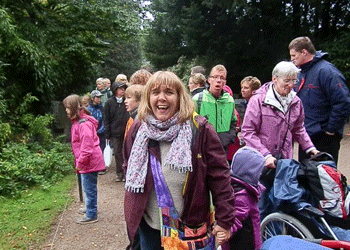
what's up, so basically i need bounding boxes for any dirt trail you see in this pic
[42,124,350,250]
[42,158,128,250]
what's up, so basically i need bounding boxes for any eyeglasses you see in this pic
[209,75,226,81]
[279,77,298,85]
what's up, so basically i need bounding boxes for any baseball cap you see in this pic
[91,90,103,98]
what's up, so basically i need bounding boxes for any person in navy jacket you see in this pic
[289,36,350,164]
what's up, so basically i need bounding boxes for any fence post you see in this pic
[77,173,83,202]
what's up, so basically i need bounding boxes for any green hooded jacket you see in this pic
[193,90,237,148]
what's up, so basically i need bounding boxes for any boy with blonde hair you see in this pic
[124,84,145,137]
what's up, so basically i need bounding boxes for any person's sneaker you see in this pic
[76,217,98,224]
[116,176,123,182]
[78,208,86,215]
[98,170,107,175]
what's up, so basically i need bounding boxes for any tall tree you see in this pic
[144,0,350,92]
[143,0,187,70]
[0,0,142,113]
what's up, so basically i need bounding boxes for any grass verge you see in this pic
[0,174,76,249]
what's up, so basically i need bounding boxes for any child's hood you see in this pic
[78,111,99,130]
[231,146,265,186]
[231,176,265,197]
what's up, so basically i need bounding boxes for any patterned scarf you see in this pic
[273,85,295,113]
[125,114,193,193]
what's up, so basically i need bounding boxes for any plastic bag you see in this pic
[103,140,113,167]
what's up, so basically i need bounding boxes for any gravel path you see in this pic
[41,158,129,250]
[42,124,350,250]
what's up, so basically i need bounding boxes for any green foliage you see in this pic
[0,0,143,113]
[143,0,185,70]
[95,37,143,82]
[0,141,74,198]
[22,113,54,146]
[0,91,11,149]
[320,31,350,87]
[144,0,350,93]
[17,93,39,116]
[167,55,206,84]
[0,92,56,147]
[0,123,11,150]
[0,92,74,198]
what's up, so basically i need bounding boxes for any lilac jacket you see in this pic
[71,111,106,173]
[123,115,235,243]
[241,82,314,159]
[221,177,265,250]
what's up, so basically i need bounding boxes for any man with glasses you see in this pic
[193,64,237,156]
[289,36,350,164]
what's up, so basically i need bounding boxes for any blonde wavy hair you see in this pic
[125,84,145,102]
[129,69,152,86]
[240,76,261,91]
[138,71,195,123]
[189,73,206,87]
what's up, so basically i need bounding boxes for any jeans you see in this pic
[138,218,162,250]
[81,172,98,219]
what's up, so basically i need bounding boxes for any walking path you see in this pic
[42,159,128,250]
[42,124,350,250]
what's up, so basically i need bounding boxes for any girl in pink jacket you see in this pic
[63,94,106,224]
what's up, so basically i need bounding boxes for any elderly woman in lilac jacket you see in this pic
[241,61,318,219]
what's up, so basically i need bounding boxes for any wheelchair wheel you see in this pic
[261,212,314,241]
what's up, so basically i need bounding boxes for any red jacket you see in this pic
[123,114,235,242]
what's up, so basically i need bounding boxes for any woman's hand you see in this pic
[212,224,231,245]
[309,149,319,155]
[265,156,277,169]
[215,231,227,246]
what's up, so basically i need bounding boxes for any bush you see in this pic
[0,91,58,149]
[0,91,75,198]
[0,141,74,198]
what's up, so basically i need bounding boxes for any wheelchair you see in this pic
[260,157,350,248]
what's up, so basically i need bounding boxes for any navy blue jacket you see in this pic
[295,51,350,136]
[87,103,105,135]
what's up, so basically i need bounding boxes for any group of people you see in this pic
[63,36,350,249]
[63,70,151,224]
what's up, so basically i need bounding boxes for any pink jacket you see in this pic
[221,177,265,250]
[71,111,106,173]
[241,82,314,159]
